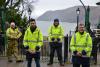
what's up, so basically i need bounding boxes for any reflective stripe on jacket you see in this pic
[70,31,92,57]
[23,27,43,50]
[48,25,64,42]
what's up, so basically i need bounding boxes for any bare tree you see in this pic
[5,0,21,8]
[20,0,38,16]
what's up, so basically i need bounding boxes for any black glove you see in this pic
[24,46,29,49]
[35,46,40,51]
[73,50,77,55]
[82,50,87,55]
[57,38,60,42]
[51,38,55,41]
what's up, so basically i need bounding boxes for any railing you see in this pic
[93,29,100,37]
[0,35,100,64]
[0,35,69,63]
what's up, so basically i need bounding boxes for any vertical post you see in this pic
[28,7,32,23]
[1,7,7,56]
[76,8,80,30]
[79,0,86,11]
[64,34,68,63]
[29,15,30,22]
[96,2,100,29]
[85,6,90,32]
[79,0,87,25]
[77,14,79,29]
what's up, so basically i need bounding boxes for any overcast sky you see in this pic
[30,0,99,18]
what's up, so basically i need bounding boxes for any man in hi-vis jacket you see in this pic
[23,19,43,67]
[70,23,92,67]
[47,19,64,66]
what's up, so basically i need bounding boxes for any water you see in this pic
[36,21,77,36]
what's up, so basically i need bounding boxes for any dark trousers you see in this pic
[72,56,90,67]
[91,52,97,63]
[26,51,40,67]
[49,42,63,63]
[73,63,90,67]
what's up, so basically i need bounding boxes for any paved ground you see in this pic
[0,57,100,67]
[0,52,100,67]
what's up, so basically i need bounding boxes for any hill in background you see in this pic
[37,6,100,26]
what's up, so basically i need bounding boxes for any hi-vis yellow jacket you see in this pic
[70,31,92,57]
[6,27,22,39]
[23,27,43,50]
[48,25,64,42]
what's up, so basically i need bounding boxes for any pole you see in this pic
[76,8,80,30]
[29,15,30,22]
[79,0,86,11]
[79,0,87,24]
[79,0,90,31]
[77,14,79,30]
[28,7,32,23]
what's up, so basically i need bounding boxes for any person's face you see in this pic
[10,22,15,29]
[30,21,36,28]
[78,24,85,33]
[54,21,59,27]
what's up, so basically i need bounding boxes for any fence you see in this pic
[0,35,69,62]
[0,34,100,64]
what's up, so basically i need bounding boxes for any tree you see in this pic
[0,0,38,27]
[0,0,27,26]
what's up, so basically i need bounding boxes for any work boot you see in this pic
[60,63,64,66]
[8,57,12,62]
[16,60,23,63]
[8,60,13,62]
[47,62,53,65]
[94,62,97,65]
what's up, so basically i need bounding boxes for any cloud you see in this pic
[31,0,99,18]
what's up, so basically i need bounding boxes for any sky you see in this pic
[30,0,99,18]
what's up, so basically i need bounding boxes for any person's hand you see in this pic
[28,49,35,54]
[73,50,77,55]
[24,46,29,49]
[82,50,87,55]
[35,46,40,51]
[57,38,60,42]
[77,52,82,57]
[51,38,55,41]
